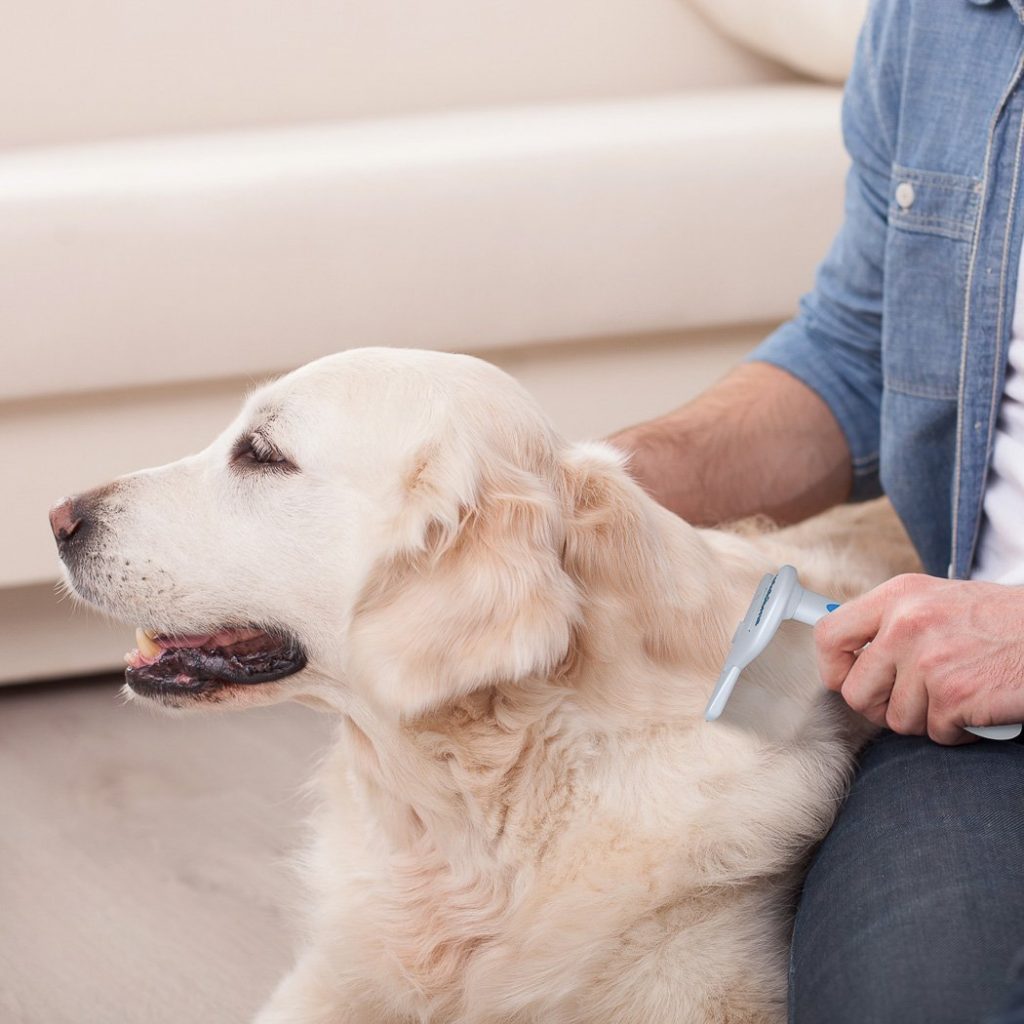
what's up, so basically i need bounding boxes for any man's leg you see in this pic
[790,731,1024,1024]
[986,954,1024,1024]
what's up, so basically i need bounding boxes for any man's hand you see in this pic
[815,574,1024,744]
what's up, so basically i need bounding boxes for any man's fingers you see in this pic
[815,589,889,691]
[926,710,975,746]
[884,671,929,736]
[926,675,981,746]
[816,643,857,694]
[838,644,897,727]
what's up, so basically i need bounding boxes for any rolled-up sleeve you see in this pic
[748,0,902,501]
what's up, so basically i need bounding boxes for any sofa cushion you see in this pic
[688,0,868,83]
[0,0,788,149]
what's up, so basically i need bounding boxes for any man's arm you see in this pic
[612,0,901,527]
[607,361,852,526]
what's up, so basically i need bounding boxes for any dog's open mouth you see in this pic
[124,626,306,697]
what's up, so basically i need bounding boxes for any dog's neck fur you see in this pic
[305,449,837,1016]
[337,452,767,858]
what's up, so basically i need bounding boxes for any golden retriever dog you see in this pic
[51,348,918,1024]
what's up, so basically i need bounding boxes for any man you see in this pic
[610,1,1024,1020]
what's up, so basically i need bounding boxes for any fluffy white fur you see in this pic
[60,348,919,1023]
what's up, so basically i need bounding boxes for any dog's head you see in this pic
[52,348,645,716]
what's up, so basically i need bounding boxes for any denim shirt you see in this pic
[750,0,1024,579]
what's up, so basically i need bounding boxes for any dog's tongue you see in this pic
[124,627,266,669]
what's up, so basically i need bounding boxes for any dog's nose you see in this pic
[49,496,87,546]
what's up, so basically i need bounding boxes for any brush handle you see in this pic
[966,723,1024,740]
[805,590,1022,742]
[792,589,840,626]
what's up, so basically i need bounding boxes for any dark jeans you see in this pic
[790,731,1024,1024]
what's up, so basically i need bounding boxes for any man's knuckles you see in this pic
[928,671,972,715]
[840,671,883,715]
[884,692,920,735]
[914,644,951,680]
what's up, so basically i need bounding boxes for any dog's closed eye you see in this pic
[231,433,298,473]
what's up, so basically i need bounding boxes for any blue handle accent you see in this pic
[826,603,840,612]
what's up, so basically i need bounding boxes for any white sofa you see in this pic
[0,0,849,683]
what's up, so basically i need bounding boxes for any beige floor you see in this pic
[0,676,335,1024]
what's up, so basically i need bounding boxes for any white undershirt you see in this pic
[972,243,1024,584]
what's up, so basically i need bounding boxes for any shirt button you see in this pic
[895,181,916,209]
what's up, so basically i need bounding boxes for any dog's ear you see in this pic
[557,441,722,674]
[559,441,664,595]
[349,445,582,718]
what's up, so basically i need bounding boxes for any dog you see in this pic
[51,348,918,1023]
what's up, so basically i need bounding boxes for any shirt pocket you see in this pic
[883,165,982,400]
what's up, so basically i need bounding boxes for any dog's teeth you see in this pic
[135,627,162,659]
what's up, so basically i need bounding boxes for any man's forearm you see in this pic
[607,362,853,526]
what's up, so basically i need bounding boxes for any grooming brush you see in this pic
[704,565,1022,742]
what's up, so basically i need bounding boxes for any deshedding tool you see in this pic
[704,565,1022,742]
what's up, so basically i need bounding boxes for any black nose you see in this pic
[49,496,90,548]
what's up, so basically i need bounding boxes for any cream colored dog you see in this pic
[52,348,917,1024]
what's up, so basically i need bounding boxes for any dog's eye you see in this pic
[231,434,297,472]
